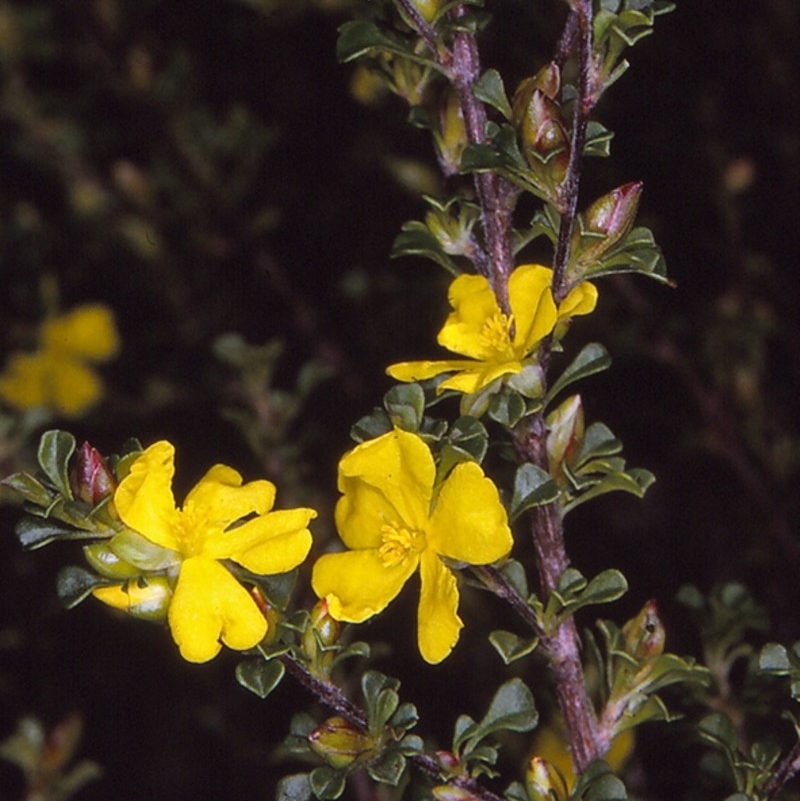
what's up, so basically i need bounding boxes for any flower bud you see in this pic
[580,182,642,258]
[435,749,462,776]
[525,756,569,801]
[512,63,569,179]
[249,586,283,646]
[92,577,172,622]
[545,394,584,480]
[303,598,341,676]
[71,442,116,506]
[622,600,665,662]
[83,542,141,580]
[435,89,468,176]
[308,716,374,770]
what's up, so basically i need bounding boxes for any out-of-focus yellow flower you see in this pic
[0,304,119,417]
[311,429,512,664]
[387,264,597,396]
[103,441,316,662]
[532,717,635,789]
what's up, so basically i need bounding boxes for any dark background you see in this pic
[1,1,798,798]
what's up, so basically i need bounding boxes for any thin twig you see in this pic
[552,0,595,302]
[281,653,506,801]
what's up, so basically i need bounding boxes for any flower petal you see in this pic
[168,557,267,663]
[508,265,558,355]
[0,351,48,411]
[312,549,417,623]
[185,465,276,527]
[114,441,179,550]
[49,356,104,417]
[335,430,433,547]
[221,508,315,572]
[417,550,462,664]
[558,280,598,320]
[41,304,120,362]
[428,461,512,564]
[387,359,477,384]
[437,274,501,360]
[437,360,523,395]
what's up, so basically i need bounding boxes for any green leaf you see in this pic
[309,765,346,800]
[276,774,313,801]
[759,642,792,673]
[56,566,106,609]
[563,470,653,514]
[1,472,54,506]
[460,143,510,172]
[575,422,622,465]
[583,121,614,158]
[389,702,418,732]
[471,678,538,740]
[374,688,400,731]
[500,559,529,599]
[16,517,97,550]
[384,383,425,432]
[510,464,559,521]
[351,409,393,443]
[366,750,407,786]
[37,430,76,499]
[445,416,488,463]
[546,343,611,405]
[473,68,512,120]
[248,569,298,610]
[391,224,461,274]
[489,630,539,664]
[486,389,528,427]
[336,21,424,65]
[235,658,285,699]
[697,712,739,751]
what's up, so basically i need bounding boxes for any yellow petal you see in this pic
[509,265,558,355]
[219,508,316,572]
[558,280,598,320]
[386,359,474,384]
[48,356,104,417]
[114,441,179,550]
[417,549,462,664]
[428,462,513,564]
[0,351,48,410]
[185,465,276,527]
[312,549,417,623]
[41,304,120,362]
[168,557,267,663]
[335,430,432,547]
[436,361,522,395]
[437,273,502,360]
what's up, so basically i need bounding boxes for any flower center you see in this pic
[479,311,515,357]
[173,505,211,558]
[378,522,425,568]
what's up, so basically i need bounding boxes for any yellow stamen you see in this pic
[378,522,425,568]
[479,311,515,356]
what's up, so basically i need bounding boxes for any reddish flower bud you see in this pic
[513,64,569,160]
[622,600,665,662]
[581,182,642,255]
[308,716,375,770]
[72,442,116,506]
[525,756,569,801]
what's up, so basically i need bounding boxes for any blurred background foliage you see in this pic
[0,0,798,799]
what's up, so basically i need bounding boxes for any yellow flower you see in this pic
[107,441,316,663]
[387,264,597,395]
[311,429,512,664]
[0,304,119,417]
